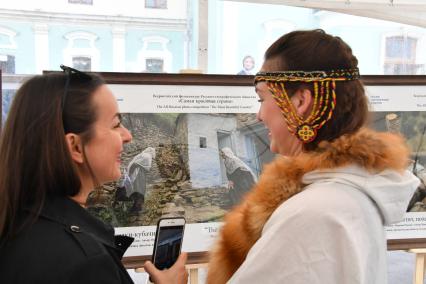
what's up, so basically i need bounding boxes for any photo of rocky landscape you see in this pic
[86,110,426,226]
[87,112,275,227]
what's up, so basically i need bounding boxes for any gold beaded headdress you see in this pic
[254,68,360,143]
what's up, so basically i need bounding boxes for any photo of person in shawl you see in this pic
[219,147,257,204]
[116,147,156,214]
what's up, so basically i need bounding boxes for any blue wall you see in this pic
[0,20,189,74]
[0,22,35,74]
[126,29,185,73]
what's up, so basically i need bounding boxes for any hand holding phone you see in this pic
[144,253,188,284]
[152,217,186,270]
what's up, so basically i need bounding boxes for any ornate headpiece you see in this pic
[254,68,360,143]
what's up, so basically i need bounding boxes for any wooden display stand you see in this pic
[134,262,208,284]
[389,240,426,284]
[186,263,209,284]
[129,252,208,284]
[101,73,426,284]
[408,249,426,284]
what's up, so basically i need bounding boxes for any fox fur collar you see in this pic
[206,128,410,284]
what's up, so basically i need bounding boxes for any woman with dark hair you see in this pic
[204,30,420,283]
[0,66,187,283]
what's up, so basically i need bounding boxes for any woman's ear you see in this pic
[291,88,313,118]
[65,133,84,164]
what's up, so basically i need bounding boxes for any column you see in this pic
[33,23,49,74]
[112,26,126,72]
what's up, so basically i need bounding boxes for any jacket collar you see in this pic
[38,196,124,251]
[245,128,413,239]
[297,127,410,174]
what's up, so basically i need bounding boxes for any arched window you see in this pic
[145,0,167,9]
[63,31,100,71]
[0,26,17,74]
[138,36,172,73]
[382,33,425,75]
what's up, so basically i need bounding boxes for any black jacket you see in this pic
[0,196,135,283]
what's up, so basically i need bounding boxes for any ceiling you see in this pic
[228,0,426,28]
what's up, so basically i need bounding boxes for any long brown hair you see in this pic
[264,29,369,151]
[0,72,104,242]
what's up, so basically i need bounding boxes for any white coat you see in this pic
[229,165,419,284]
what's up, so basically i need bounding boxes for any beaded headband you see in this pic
[254,68,360,143]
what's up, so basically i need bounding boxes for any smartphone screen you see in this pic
[152,218,185,270]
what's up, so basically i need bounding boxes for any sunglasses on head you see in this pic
[59,64,92,111]
[59,64,92,132]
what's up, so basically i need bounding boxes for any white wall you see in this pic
[0,0,187,19]
[187,114,237,188]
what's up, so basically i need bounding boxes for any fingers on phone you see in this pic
[143,261,156,275]
[177,252,188,264]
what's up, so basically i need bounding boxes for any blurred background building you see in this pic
[0,0,425,75]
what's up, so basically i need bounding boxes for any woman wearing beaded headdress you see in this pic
[204,29,420,284]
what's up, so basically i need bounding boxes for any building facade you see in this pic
[0,1,425,75]
[0,0,195,74]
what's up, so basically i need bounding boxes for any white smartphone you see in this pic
[151,217,186,270]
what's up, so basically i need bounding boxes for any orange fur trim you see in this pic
[206,128,410,284]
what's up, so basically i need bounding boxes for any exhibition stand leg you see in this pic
[186,263,208,284]
[408,249,426,284]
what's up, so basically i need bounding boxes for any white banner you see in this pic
[110,84,259,114]
[116,223,222,257]
[366,85,426,112]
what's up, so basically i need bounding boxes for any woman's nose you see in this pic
[122,127,132,143]
[256,110,262,122]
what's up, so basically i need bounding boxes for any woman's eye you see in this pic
[257,99,264,103]
[113,122,122,128]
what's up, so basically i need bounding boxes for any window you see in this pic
[0,54,15,74]
[146,58,164,73]
[0,27,17,50]
[137,36,172,73]
[72,56,91,71]
[0,27,17,74]
[384,36,423,75]
[145,0,167,9]
[2,89,17,125]
[199,137,207,148]
[63,31,99,71]
[68,0,93,5]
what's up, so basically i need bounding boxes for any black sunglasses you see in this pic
[59,64,92,111]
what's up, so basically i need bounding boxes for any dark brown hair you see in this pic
[264,29,368,151]
[0,72,104,242]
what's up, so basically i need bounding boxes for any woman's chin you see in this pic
[269,147,277,154]
[112,171,122,181]
[103,171,122,184]
[269,141,279,154]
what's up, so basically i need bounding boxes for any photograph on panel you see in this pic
[369,111,426,212]
[86,113,276,227]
